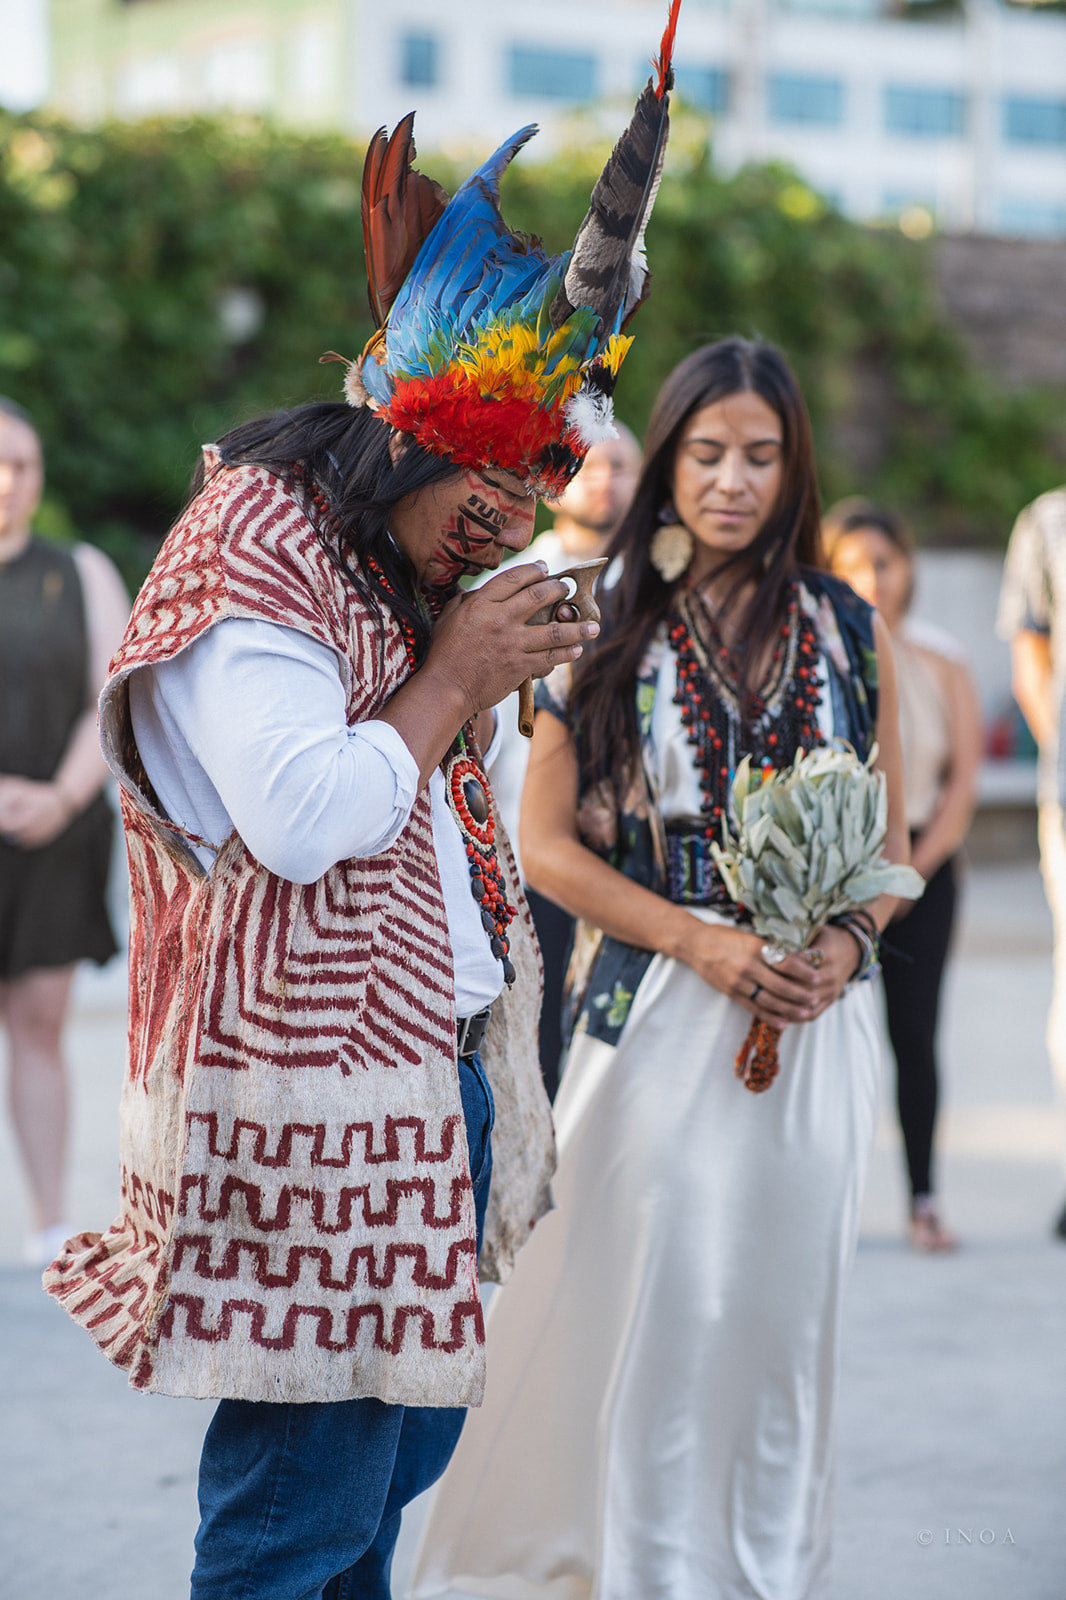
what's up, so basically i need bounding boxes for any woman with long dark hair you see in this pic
[413,339,913,1600]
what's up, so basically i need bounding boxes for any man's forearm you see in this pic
[1011,631,1055,749]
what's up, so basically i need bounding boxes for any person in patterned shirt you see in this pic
[997,484,1066,1239]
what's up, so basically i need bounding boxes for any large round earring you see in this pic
[650,504,694,583]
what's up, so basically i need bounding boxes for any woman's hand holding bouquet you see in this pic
[710,744,924,1092]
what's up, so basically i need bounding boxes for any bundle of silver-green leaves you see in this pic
[710,743,924,1093]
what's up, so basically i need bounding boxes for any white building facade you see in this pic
[357,0,1066,237]
[47,0,1066,237]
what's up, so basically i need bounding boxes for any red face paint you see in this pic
[423,472,533,591]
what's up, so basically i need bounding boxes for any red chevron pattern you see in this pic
[45,462,494,1407]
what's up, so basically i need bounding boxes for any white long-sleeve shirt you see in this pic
[127,616,503,1016]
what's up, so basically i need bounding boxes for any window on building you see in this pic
[116,56,183,114]
[999,197,1066,237]
[676,64,730,114]
[400,33,439,89]
[767,74,844,127]
[507,45,597,102]
[882,189,937,215]
[884,85,965,138]
[201,42,269,112]
[1003,97,1066,147]
[782,0,880,13]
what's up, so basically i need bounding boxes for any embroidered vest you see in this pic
[45,458,553,1407]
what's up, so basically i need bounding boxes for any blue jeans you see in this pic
[190,1054,495,1600]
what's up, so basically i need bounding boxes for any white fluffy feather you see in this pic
[564,386,618,448]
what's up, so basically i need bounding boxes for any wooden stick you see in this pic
[517,558,608,739]
[518,677,536,737]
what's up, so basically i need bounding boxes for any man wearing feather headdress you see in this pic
[42,5,681,1594]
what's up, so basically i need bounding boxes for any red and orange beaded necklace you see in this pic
[363,555,518,987]
[669,576,824,831]
[299,466,518,985]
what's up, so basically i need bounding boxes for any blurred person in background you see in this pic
[996,484,1066,1240]
[825,499,982,1251]
[490,426,642,1097]
[0,398,128,1267]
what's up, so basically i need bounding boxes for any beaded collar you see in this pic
[664,579,824,909]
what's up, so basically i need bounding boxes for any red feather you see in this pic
[382,373,578,496]
[654,0,683,100]
[361,114,449,328]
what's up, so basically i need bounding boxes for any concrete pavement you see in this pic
[1,858,1064,1598]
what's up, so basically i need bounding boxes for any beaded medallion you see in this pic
[443,738,518,987]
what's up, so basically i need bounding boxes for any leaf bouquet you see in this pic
[710,743,924,1093]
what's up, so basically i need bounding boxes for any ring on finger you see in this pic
[807,949,825,969]
[760,943,787,967]
[749,981,762,1001]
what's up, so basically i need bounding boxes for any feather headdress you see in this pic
[340,0,682,497]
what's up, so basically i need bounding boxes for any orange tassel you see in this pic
[734,1019,782,1093]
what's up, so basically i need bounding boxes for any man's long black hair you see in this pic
[195,400,463,660]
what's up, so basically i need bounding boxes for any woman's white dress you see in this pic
[411,647,882,1600]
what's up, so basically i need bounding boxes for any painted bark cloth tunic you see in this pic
[44,457,553,1408]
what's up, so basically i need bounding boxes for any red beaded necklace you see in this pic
[669,578,824,838]
[299,469,517,986]
[363,555,518,987]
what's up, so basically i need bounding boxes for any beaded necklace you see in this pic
[364,556,518,988]
[665,579,824,909]
[299,467,518,986]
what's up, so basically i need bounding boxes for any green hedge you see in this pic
[1,107,1062,585]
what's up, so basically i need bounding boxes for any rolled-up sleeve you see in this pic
[997,505,1051,640]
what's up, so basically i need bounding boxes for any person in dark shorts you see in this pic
[0,398,129,1265]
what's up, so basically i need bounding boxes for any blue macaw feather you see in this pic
[386,125,578,375]
[360,350,392,404]
[409,223,553,332]
[390,306,456,378]
[449,254,552,333]
[388,131,536,321]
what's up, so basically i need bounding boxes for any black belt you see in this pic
[456,1006,491,1059]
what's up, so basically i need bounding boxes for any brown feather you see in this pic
[361,114,449,328]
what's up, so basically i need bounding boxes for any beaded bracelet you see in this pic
[847,905,879,940]
[830,910,881,983]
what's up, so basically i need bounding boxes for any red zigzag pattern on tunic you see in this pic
[44,460,497,1408]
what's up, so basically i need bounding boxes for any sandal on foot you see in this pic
[909,1200,958,1253]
